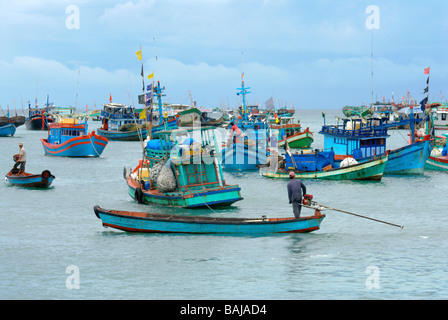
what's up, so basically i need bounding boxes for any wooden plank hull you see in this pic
[338,139,432,175]
[127,176,243,208]
[222,143,268,171]
[384,139,432,175]
[26,115,54,130]
[5,171,55,188]
[41,133,108,157]
[93,205,325,234]
[278,129,314,149]
[261,154,388,180]
[0,123,16,137]
[425,155,448,171]
[97,120,178,141]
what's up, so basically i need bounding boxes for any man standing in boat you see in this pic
[269,132,278,154]
[229,122,242,144]
[12,142,27,175]
[287,172,306,218]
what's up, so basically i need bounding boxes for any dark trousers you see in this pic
[292,197,302,218]
[13,161,26,172]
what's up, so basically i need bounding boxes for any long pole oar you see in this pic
[319,203,403,229]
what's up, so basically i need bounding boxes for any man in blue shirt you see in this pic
[287,171,307,218]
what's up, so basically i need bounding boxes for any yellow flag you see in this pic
[147,72,154,80]
[135,50,142,60]
[139,108,146,119]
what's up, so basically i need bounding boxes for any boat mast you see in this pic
[236,72,251,127]
[154,81,166,129]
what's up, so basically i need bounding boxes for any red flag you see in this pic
[424,67,430,74]
[109,93,112,103]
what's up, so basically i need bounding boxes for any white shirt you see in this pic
[19,147,26,162]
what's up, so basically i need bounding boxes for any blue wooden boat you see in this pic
[125,126,243,208]
[93,205,325,234]
[97,83,178,141]
[319,108,432,175]
[40,118,108,157]
[222,79,269,171]
[5,170,55,188]
[0,123,16,137]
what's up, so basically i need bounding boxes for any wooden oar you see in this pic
[319,203,403,229]
[302,202,403,229]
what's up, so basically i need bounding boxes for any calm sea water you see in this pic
[1,109,447,300]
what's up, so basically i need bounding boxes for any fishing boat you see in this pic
[26,98,55,130]
[0,115,25,128]
[0,123,16,137]
[260,150,388,181]
[270,117,314,149]
[96,103,149,141]
[125,126,243,208]
[26,108,55,130]
[221,79,269,171]
[97,83,178,141]
[41,118,108,157]
[342,105,369,117]
[319,108,432,175]
[93,205,325,234]
[277,107,295,118]
[425,154,448,171]
[178,107,201,126]
[431,103,448,130]
[178,107,225,127]
[5,169,55,188]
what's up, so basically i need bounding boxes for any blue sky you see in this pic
[0,0,447,112]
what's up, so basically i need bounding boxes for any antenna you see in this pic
[75,69,80,109]
[371,33,374,106]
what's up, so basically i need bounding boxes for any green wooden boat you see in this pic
[270,117,314,149]
[125,126,243,208]
[425,155,448,171]
[261,152,388,181]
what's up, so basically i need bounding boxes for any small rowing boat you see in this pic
[5,170,55,188]
[93,205,325,234]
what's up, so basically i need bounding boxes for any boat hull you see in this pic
[40,133,108,157]
[425,155,448,171]
[261,154,387,181]
[5,170,55,188]
[343,139,432,175]
[97,127,148,141]
[0,123,16,137]
[278,130,314,149]
[97,120,177,141]
[384,139,432,175]
[127,176,243,208]
[222,143,268,171]
[26,115,54,130]
[94,205,325,234]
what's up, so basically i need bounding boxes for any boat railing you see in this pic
[101,110,139,119]
[320,125,388,137]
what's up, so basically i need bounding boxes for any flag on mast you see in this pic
[424,67,430,74]
[136,50,142,61]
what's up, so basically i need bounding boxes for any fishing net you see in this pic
[340,157,358,167]
[149,162,163,184]
[156,164,177,192]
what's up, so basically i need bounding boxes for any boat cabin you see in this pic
[432,104,448,130]
[320,117,389,159]
[101,103,144,131]
[47,119,88,144]
[143,126,226,192]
